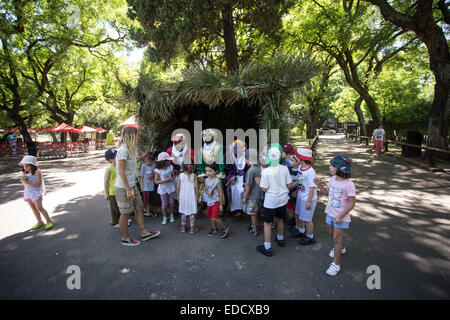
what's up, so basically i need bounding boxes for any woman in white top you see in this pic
[115,126,160,246]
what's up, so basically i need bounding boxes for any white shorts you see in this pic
[295,198,317,222]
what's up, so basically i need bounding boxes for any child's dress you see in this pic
[155,165,176,195]
[178,173,197,215]
[24,172,45,202]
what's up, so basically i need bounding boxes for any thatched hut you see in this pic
[126,55,319,152]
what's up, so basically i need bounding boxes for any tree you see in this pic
[362,0,450,153]
[126,0,294,74]
[285,0,418,131]
[0,0,127,154]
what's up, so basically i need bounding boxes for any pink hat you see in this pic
[157,152,174,162]
[296,147,312,161]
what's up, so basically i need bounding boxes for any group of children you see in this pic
[19,131,356,277]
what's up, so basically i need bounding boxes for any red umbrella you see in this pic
[76,125,97,133]
[39,126,55,133]
[50,123,81,133]
[119,115,139,128]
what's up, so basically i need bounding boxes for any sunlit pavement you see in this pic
[0,137,449,299]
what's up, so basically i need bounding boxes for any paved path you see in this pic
[0,135,449,299]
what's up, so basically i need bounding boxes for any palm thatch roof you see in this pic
[126,55,320,152]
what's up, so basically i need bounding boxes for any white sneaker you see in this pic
[170,214,175,223]
[162,217,168,225]
[326,262,341,276]
[329,247,346,258]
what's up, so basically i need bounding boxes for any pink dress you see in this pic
[178,173,197,215]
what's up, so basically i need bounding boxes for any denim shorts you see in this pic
[326,214,350,229]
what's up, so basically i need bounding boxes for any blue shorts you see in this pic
[326,214,350,229]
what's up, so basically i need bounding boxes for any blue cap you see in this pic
[330,155,351,174]
[105,149,117,160]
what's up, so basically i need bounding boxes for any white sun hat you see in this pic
[19,155,37,166]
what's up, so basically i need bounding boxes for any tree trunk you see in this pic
[222,5,239,73]
[423,34,450,152]
[16,117,37,156]
[354,97,367,136]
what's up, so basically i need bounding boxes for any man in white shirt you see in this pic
[257,143,298,257]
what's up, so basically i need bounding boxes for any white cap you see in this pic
[19,155,37,166]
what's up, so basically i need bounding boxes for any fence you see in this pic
[345,133,450,167]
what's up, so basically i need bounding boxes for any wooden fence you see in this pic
[345,133,450,167]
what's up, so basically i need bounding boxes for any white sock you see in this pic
[298,228,305,233]
[307,234,314,239]
[276,234,284,241]
[264,242,271,250]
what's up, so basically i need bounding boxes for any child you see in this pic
[204,164,229,238]
[257,143,297,256]
[286,152,300,229]
[176,159,199,234]
[139,153,157,218]
[19,155,54,230]
[294,147,317,246]
[314,155,356,276]
[242,148,262,236]
[104,149,120,227]
[154,152,176,225]
[372,123,385,157]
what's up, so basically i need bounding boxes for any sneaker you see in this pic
[256,245,273,257]
[162,217,168,225]
[208,229,219,236]
[329,247,347,258]
[299,236,316,246]
[291,230,306,238]
[127,219,132,227]
[219,227,229,239]
[121,238,141,247]
[247,224,253,233]
[276,238,285,247]
[170,214,175,223]
[141,231,160,241]
[180,225,186,233]
[189,226,199,234]
[45,222,54,230]
[31,222,44,230]
[326,262,341,276]
[250,229,259,237]
[112,224,120,228]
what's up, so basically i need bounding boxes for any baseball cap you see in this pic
[296,147,312,161]
[330,155,351,174]
[105,149,117,160]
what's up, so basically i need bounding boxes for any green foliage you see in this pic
[127,0,294,72]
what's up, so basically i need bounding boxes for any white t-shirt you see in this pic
[373,129,385,141]
[139,163,156,192]
[296,165,317,201]
[155,165,176,195]
[260,164,293,209]
[114,144,137,189]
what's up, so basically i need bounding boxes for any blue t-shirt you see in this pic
[139,163,156,192]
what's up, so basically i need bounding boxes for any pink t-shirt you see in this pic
[325,176,356,222]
